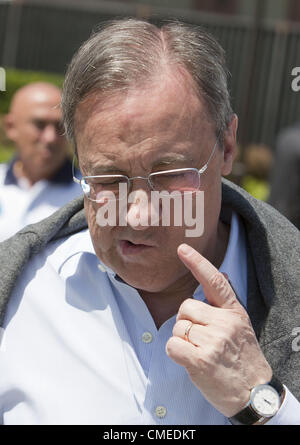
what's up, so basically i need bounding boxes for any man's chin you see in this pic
[114,267,180,294]
[96,247,186,292]
[34,160,64,177]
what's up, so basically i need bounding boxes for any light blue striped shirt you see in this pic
[1,212,299,424]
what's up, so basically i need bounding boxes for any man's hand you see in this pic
[165,243,272,418]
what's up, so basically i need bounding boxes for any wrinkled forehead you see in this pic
[73,72,214,156]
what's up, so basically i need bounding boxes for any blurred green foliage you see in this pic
[242,175,270,202]
[0,114,13,163]
[0,68,64,163]
[0,144,14,163]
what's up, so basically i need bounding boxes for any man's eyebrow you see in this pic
[31,117,61,125]
[83,154,194,175]
[152,154,194,167]
[85,164,127,175]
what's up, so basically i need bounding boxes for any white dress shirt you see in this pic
[0,160,80,242]
[0,212,299,425]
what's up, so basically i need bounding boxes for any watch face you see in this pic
[250,385,280,417]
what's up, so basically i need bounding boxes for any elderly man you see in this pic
[0,19,299,425]
[0,82,80,241]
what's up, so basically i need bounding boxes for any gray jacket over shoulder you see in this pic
[0,179,299,400]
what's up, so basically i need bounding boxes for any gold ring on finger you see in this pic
[184,321,193,342]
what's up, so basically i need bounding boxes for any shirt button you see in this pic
[97,263,106,272]
[142,332,153,343]
[155,406,167,418]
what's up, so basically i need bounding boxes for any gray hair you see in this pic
[62,18,233,147]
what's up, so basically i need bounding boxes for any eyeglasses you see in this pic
[73,134,220,202]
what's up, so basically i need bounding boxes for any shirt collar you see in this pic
[3,157,17,185]
[56,228,116,276]
[4,157,75,186]
[218,211,247,309]
[191,211,247,308]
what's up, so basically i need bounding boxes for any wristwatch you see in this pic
[229,376,284,425]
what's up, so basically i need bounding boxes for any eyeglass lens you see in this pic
[83,169,200,202]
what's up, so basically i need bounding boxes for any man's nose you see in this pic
[41,124,58,144]
[124,187,160,231]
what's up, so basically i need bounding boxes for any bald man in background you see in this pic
[0,82,80,241]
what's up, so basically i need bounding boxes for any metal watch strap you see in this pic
[229,376,284,425]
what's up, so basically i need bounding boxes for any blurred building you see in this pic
[1,0,300,156]
[97,0,300,21]
[196,0,300,21]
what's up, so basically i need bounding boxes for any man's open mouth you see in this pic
[119,240,154,255]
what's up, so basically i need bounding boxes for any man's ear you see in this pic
[221,114,238,176]
[3,113,18,142]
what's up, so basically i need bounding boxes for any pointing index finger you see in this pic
[177,243,241,310]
